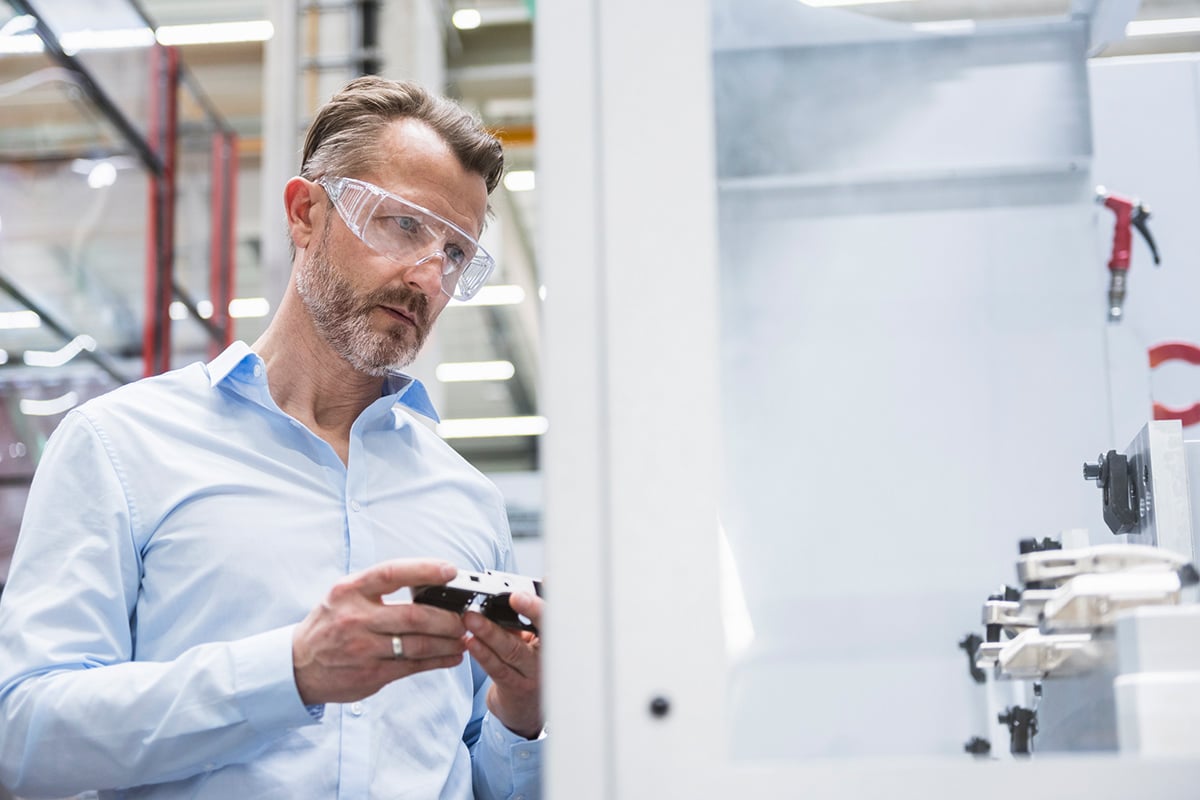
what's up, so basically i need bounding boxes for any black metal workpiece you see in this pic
[998,706,1037,756]
[958,633,986,684]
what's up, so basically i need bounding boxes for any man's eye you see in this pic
[445,244,467,267]
[384,215,421,234]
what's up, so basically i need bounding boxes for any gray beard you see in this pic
[295,229,431,376]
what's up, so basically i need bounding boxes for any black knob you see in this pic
[649,696,670,718]
[963,737,991,756]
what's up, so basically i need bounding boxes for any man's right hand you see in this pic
[292,559,468,705]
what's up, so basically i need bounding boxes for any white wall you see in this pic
[713,8,1112,759]
[1090,54,1200,444]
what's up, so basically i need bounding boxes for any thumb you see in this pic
[352,559,458,598]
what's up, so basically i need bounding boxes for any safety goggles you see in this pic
[318,176,495,301]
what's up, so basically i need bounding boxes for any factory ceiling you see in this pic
[0,0,1196,475]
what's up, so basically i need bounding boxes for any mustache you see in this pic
[363,285,432,327]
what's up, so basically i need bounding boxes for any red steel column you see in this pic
[209,130,238,359]
[143,44,179,377]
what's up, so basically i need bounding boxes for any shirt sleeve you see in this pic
[465,529,544,800]
[471,712,544,800]
[466,655,544,800]
[0,412,319,797]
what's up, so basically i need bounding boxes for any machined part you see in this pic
[996,629,1112,679]
[1119,422,1194,559]
[983,600,1038,637]
[1039,572,1185,632]
[1017,543,1188,587]
[975,641,1004,670]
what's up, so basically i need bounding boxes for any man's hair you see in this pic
[299,76,504,194]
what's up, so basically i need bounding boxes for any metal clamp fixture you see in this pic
[1083,450,1139,535]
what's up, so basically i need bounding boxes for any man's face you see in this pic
[296,118,490,375]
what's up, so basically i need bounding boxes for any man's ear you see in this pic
[284,177,321,251]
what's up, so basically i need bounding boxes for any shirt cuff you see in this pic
[229,624,322,732]
[483,712,544,772]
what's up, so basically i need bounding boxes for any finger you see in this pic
[464,612,535,678]
[369,602,467,639]
[377,632,468,661]
[507,592,543,630]
[465,629,533,685]
[353,559,457,599]
[389,652,467,678]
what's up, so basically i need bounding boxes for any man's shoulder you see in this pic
[72,361,214,428]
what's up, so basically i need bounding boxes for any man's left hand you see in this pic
[464,591,543,739]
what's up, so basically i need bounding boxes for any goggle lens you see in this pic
[320,176,495,301]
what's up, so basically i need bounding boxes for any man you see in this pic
[0,76,543,799]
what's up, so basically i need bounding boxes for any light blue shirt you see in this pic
[0,342,542,799]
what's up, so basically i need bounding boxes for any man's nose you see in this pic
[399,250,448,297]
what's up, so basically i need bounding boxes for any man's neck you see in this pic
[252,293,386,447]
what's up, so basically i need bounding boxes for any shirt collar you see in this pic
[204,341,440,422]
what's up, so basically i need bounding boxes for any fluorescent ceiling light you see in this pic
[156,20,274,46]
[449,284,526,307]
[87,161,117,189]
[503,170,535,192]
[0,350,7,365]
[23,334,96,368]
[913,19,976,34]
[1127,17,1200,37]
[170,300,212,320]
[437,415,549,439]
[436,360,515,383]
[170,301,207,319]
[229,297,271,319]
[799,0,913,6]
[0,20,272,55]
[171,298,270,320]
[61,27,156,54]
[0,310,41,330]
[20,391,79,417]
[452,9,482,30]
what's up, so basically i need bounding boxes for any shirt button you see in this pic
[205,762,217,771]
[518,750,531,759]
[350,702,364,716]
[350,500,362,512]
[253,364,263,377]
[514,795,524,800]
